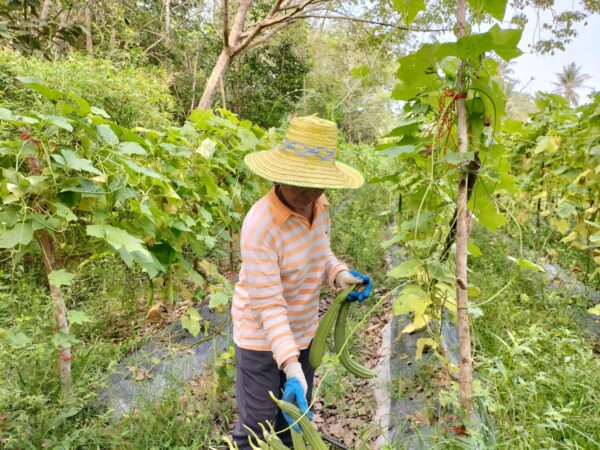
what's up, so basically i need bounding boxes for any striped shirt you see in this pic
[231,187,347,368]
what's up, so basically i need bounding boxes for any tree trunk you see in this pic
[40,0,52,21]
[198,49,232,109]
[85,7,93,51]
[38,230,72,398]
[454,0,473,416]
[164,0,171,48]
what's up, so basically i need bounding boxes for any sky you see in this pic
[508,4,600,101]
[422,3,600,101]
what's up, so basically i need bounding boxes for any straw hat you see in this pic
[244,115,364,189]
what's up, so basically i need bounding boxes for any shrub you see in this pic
[0,49,174,129]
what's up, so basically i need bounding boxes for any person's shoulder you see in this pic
[244,193,275,223]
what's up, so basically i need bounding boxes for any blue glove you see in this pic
[281,377,313,432]
[347,270,373,302]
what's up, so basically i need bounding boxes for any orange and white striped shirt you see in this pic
[231,187,347,368]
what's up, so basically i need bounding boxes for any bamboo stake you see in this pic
[454,0,473,416]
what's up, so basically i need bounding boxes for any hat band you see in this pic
[280,138,336,162]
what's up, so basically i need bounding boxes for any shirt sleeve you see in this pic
[241,243,299,368]
[322,209,348,289]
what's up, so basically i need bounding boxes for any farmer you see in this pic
[231,115,372,447]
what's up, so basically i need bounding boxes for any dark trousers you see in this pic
[233,343,315,449]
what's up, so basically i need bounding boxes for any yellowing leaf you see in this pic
[588,304,600,316]
[560,231,578,244]
[401,313,431,335]
[393,285,431,316]
[550,218,570,235]
[415,338,439,360]
[145,302,164,322]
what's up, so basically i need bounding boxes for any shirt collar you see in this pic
[267,187,328,226]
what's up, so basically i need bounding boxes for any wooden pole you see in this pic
[454,0,473,416]
[38,230,72,398]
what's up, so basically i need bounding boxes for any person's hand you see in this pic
[282,362,312,432]
[335,270,362,289]
[336,269,372,302]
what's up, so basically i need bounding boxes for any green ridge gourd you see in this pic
[269,392,327,450]
[308,286,354,369]
[334,301,376,379]
[291,430,306,450]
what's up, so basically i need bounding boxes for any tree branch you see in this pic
[223,0,229,47]
[296,14,451,32]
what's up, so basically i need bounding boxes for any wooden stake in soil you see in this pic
[38,230,72,398]
[453,0,473,416]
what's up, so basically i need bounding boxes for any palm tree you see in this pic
[552,63,591,107]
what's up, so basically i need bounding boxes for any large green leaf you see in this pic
[181,307,202,337]
[53,149,102,175]
[457,25,522,62]
[122,159,168,182]
[68,310,92,325]
[392,0,425,25]
[48,270,75,288]
[507,256,545,272]
[96,124,119,145]
[388,259,420,279]
[5,331,32,348]
[0,222,34,248]
[86,225,154,263]
[467,0,507,21]
[16,76,62,101]
[40,115,73,132]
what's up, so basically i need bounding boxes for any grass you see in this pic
[470,227,600,448]
[0,257,236,449]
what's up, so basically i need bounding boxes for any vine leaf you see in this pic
[68,309,92,325]
[392,0,425,25]
[467,0,507,21]
[16,76,62,101]
[52,331,80,348]
[507,256,545,272]
[48,270,75,288]
[53,149,102,175]
[588,304,600,316]
[388,259,420,279]
[415,338,439,360]
[6,331,32,348]
[181,306,202,337]
[393,285,431,316]
[0,222,34,248]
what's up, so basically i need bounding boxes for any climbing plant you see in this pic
[502,93,600,283]
[0,77,266,395]
[381,0,524,416]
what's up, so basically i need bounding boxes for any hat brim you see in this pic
[244,148,364,189]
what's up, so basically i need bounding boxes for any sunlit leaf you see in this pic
[507,256,545,272]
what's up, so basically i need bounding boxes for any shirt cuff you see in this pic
[327,261,348,289]
[273,341,300,370]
